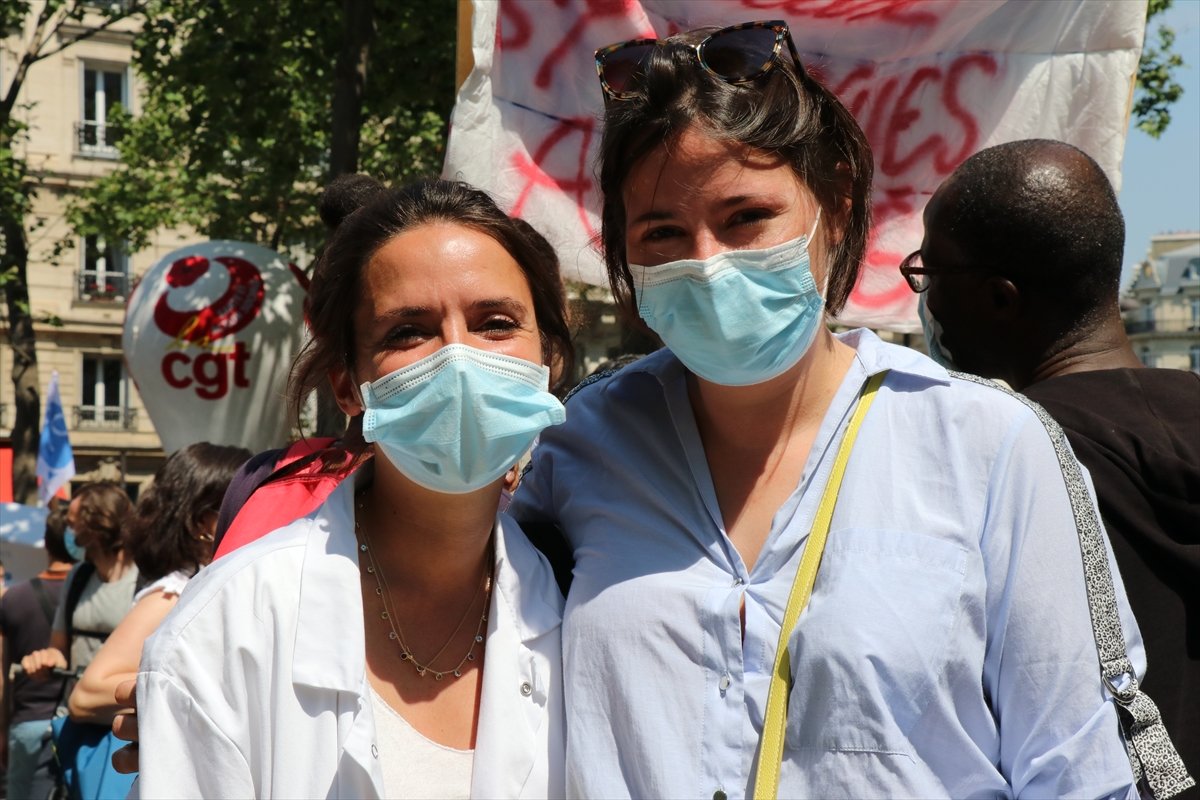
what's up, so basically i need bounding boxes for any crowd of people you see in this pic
[0,16,1195,800]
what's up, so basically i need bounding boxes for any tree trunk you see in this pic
[329,0,374,179]
[2,208,40,505]
[316,0,374,439]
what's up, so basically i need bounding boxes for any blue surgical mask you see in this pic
[360,344,566,494]
[917,293,958,370]
[630,212,825,386]
[64,527,86,562]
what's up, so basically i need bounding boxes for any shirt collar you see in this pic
[835,327,951,386]
[292,471,367,693]
[493,513,563,641]
[291,470,562,693]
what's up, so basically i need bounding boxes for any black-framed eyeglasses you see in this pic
[595,20,804,102]
[899,250,987,293]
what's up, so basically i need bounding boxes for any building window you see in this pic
[78,64,126,155]
[1139,347,1157,368]
[1183,259,1200,281]
[77,354,134,429]
[1191,297,1200,331]
[77,235,129,301]
[1191,345,1200,373]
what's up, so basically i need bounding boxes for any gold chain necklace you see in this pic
[355,498,494,681]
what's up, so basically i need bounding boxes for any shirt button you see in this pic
[732,577,744,586]
[520,681,532,696]
[713,791,728,800]
[371,743,378,758]
[719,674,732,691]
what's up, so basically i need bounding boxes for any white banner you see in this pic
[444,0,1146,331]
[123,241,308,453]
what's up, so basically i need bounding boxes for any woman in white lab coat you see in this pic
[134,177,572,799]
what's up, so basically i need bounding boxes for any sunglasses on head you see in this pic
[595,19,804,101]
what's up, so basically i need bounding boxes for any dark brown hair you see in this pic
[71,482,132,556]
[125,442,251,582]
[43,506,73,564]
[597,28,873,323]
[289,177,575,452]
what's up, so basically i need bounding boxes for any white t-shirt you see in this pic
[369,684,473,799]
[133,569,194,603]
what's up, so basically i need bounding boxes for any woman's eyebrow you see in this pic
[470,297,528,315]
[630,209,678,225]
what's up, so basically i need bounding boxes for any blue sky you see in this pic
[1119,0,1200,282]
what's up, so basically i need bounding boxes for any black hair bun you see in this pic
[319,174,388,230]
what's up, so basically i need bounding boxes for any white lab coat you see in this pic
[135,474,566,799]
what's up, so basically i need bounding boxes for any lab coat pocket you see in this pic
[784,526,969,756]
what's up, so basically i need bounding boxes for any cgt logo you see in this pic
[153,254,265,400]
[161,342,251,400]
[153,254,265,343]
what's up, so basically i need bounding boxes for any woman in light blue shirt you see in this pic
[509,20,1154,799]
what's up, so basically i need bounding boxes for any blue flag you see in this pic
[37,370,76,505]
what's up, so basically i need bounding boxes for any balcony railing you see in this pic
[1124,319,1200,335]
[75,121,123,157]
[74,405,137,431]
[76,270,129,302]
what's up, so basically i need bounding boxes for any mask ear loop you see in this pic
[805,207,829,297]
[354,378,369,411]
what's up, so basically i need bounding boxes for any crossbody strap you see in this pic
[950,371,1193,799]
[753,370,888,800]
[64,561,96,657]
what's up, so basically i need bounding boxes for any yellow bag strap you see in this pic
[753,369,889,800]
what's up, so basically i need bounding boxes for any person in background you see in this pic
[909,137,1200,780]
[509,20,1164,798]
[66,443,250,725]
[0,508,76,800]
[21,483,136,680]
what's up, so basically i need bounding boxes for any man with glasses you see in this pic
[906,138,1199,781]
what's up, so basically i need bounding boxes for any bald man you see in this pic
[911,139,1199,779]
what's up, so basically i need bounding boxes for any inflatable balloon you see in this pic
[123,241,308,454]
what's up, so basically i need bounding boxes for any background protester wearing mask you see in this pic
[508,20,1170,798]
[0,507,76,800]
[134,178,571,799]
[21,483,136,681]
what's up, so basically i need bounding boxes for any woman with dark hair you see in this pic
[134,178,571,798]
[21,483,135,679]
[65,442,250,724]
[508,20,1150,798]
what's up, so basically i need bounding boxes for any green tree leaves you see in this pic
[1135,0,1187,139]
[68,0,455,258]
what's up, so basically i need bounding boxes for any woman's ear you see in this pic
[330,365,365,417]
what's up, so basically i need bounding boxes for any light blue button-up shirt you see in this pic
[510,330,1142,799]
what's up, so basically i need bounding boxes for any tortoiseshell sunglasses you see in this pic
[594,20,805,101]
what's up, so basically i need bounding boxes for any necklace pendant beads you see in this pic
[356,494,494,681]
